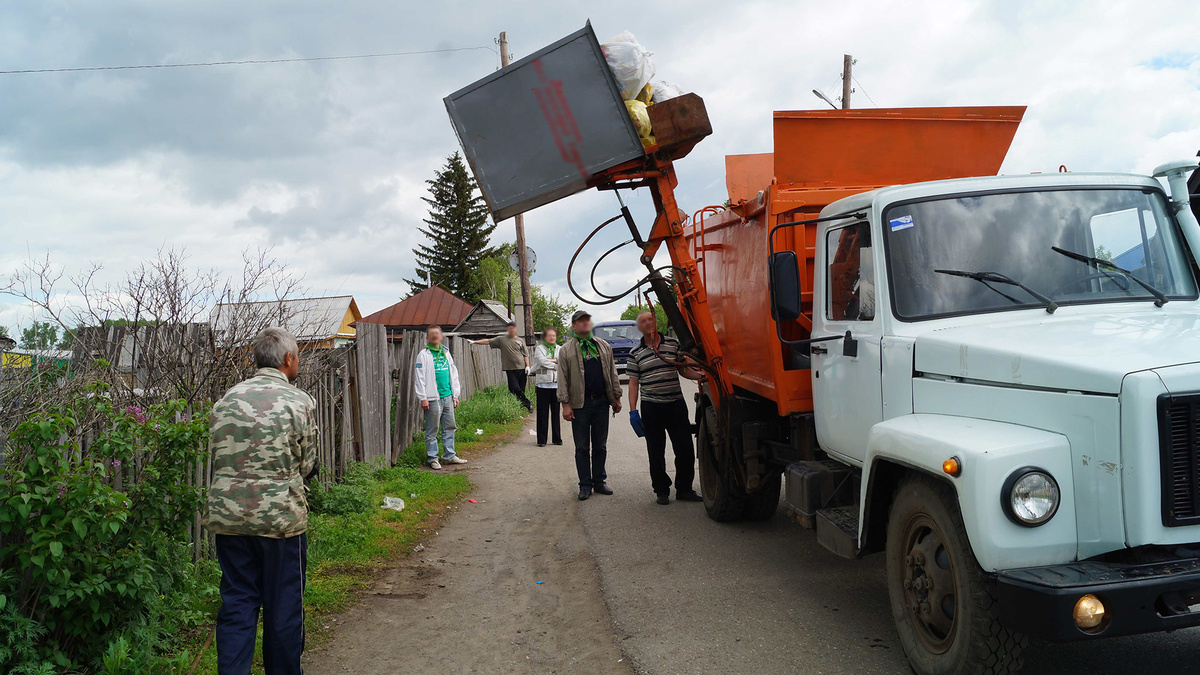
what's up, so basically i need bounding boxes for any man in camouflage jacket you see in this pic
[203,327,317,675]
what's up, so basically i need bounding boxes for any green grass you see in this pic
[188,384,529,674]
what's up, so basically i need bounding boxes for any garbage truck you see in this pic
[445,23,1200,674]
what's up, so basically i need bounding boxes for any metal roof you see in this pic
[358,286,473,329]
[210,295,358,341]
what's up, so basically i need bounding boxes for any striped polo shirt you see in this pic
[626,335,684,404]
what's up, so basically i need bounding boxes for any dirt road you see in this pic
[307,383,1200,674]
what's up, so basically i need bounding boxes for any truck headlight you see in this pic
[1002,468,1060,527]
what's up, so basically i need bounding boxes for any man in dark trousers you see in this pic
[556,310,622,500]
[203,327,318,675]
[473,321,532,412]
[626,311,704,505]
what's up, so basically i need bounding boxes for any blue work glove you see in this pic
[629,410,645,437]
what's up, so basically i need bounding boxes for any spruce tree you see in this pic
[405,152,497,301]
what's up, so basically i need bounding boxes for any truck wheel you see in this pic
[742,470,781,521]
[697,404,744,521]
[885,475,1026,675]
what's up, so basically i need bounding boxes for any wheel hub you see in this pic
[901,515,957,653]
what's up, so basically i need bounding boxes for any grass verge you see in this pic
[187,384,529,674]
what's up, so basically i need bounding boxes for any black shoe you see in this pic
[676,491,704,502]
[578,487,592,501]
[552,440,563,446]
[656,492,671,505]
[537,443,546,447]
[593,483,614,496]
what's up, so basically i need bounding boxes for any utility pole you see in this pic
[499,31,536,345]
[841,54,853,109]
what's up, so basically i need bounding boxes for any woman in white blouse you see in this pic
[531,326,563,447]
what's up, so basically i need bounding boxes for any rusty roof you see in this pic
[358,286,473,329]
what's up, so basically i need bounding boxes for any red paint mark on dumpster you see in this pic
[531,59,588,179]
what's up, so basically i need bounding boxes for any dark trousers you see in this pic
[642,398,696,495]
[572,397,610,488]
[535,386,562,445]
[505,369,532,410]
[215,533,307,675]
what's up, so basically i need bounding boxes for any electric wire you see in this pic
[0,46,497,75]
[851,75,879,107]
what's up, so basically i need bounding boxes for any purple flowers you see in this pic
[125,406,147,424]
[111,459,122,469]
[56,485,67,499]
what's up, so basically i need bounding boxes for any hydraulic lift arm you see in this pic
[590,148,733,411]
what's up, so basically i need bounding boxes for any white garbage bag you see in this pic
[651,79,685,104]
[382,496,406,512]
[602,31,656,101]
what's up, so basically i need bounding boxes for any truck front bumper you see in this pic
[996,556,1200,641]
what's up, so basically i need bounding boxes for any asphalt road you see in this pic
[580,381,1200,674]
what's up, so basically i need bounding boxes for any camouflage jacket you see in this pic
[202,368,318,538]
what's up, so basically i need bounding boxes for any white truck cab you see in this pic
[794,160,1200,668]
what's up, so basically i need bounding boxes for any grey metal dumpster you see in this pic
[445,23,645,222]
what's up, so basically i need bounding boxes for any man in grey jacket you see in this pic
[556,310,622,500]
[414,325,467,470]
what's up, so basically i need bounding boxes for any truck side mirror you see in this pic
[770,251,802,322]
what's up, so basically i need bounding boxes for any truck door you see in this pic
[812,220,884,462]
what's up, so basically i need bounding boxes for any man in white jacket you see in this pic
[414,325,466,470]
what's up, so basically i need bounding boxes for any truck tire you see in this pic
[885,475,1026,675]
[697,403,744,522]
[742,470,781,521]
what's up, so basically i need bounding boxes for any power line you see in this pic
[0,46,498,75]
[851,75,879,107]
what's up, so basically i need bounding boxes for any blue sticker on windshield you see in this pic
[889,215,915,232]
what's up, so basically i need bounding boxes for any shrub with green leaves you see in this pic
[0,385,213,671]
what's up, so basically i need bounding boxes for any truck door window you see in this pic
[827,222,875,321]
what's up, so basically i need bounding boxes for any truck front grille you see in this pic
[1159,394,1200,527]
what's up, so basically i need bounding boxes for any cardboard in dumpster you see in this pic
[445,22,645,221]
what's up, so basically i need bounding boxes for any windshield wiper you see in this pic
[935,269,1058,314]
[1051,246,1168,307]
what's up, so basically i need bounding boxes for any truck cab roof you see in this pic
[821,171,1165,218]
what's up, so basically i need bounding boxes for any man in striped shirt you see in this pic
[626,311,705,505]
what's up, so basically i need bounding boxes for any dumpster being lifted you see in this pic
[446,23,1200,675]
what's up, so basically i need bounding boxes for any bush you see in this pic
[0,385,214,671]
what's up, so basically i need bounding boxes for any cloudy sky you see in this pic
[2,0,1198,335]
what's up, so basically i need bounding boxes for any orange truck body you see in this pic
[687,107,1025,416]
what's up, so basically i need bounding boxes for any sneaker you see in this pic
[443,456,468,465]
[593,483,614,496]
[676,491,704,502]
[428,460,442,470]
[656,492,671,506]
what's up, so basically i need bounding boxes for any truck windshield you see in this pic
[883,188,1197,320]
